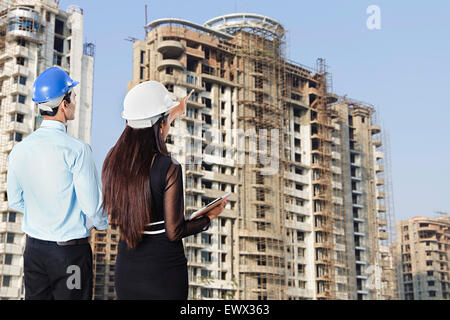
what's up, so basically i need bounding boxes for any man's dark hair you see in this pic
[39,91,72,117]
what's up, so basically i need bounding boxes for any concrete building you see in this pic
[329,99,396,300]
[0,0,94,299]
[91,13,395,300]
[394,216,449,300]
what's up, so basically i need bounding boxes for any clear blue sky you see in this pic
[58,0,450,222]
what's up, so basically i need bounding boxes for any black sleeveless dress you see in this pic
[114,153,210,300]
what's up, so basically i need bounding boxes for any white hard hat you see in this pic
[122,81,180,129]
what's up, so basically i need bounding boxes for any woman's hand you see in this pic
[168,95,188,125]
[206,198,229,222]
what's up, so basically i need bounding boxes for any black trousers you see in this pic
[23,236,93,300]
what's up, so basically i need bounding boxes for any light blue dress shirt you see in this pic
[6,120,108,242]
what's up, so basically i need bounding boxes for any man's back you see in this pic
[7,120,107,242]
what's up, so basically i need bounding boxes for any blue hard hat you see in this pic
[32,67,79,103]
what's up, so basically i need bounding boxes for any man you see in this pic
[6,67,108,300]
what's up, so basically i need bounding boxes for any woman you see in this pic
[102,81,228,300]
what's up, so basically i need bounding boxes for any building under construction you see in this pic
[394,215,449,300]
[91,13,396,300]
[0,0,95,300]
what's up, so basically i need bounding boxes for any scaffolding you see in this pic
[328,100,354,300]
[382,130,397,299]
[310,58,336,299]
[230,23,287,300]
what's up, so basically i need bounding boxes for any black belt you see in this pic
[27,235,89,246]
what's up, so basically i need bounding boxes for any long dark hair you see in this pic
[102,115,169,248]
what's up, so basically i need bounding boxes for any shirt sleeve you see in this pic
[164,162,210,242]
[72,143,108,231]
[6,156,25,213]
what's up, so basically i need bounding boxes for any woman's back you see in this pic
[114,153,211,300]
[148,153,173,224]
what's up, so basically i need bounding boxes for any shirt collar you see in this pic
[40,120,67,133]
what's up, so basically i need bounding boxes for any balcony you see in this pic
[0,68,8,80]
[377,191,386,199]
[372,139,382,148]
[0,221,22,234]
[13,46,29,57]
[352,202,364,209]
[333,196,343,205]
[5,122,30,134]
[185,46,205,59]
[371,125,381,135]
[10,83,29,96]
[284,172,308,184]
[239,264,284,275]
[331,137,340,145]
[187,99,206,109]
[157,40,185,57]
[0,49,9,62]
[285,220,312,232]
[379,245,390,253]
[308,87,319,96]
[332,166,342,174]
[376,178,385,186]
[188,259,207,268]
[12,65,29,77]
[333,181,342,190]
[378,217,388,227]
[284,188,309,199]
[8,102,30,115]
[376,165,384,173]
[156,59,184,72]
[159,73,176,86]
[379,230,389,240]
[184,240,206,249]
[1,244,23,255]
[332,151,341,160]
[286,288,313,298]
[0,287,21,298]
[285,204,307,215]
[239,229,283,241]
[185,166,204,177]
[201,72,236,87]
[375,151,384,160]
[2,141,15,154]
[1,264,22,277]
[283,96,308,110]
[377,204,387,212]
[186,186,205,195]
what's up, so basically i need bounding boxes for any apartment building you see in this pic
[394,216,449,300]
[0,0,94,299]
[92,13,395,300]
[330,100,396,300]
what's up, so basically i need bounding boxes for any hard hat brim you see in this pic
[122,100,180,121]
